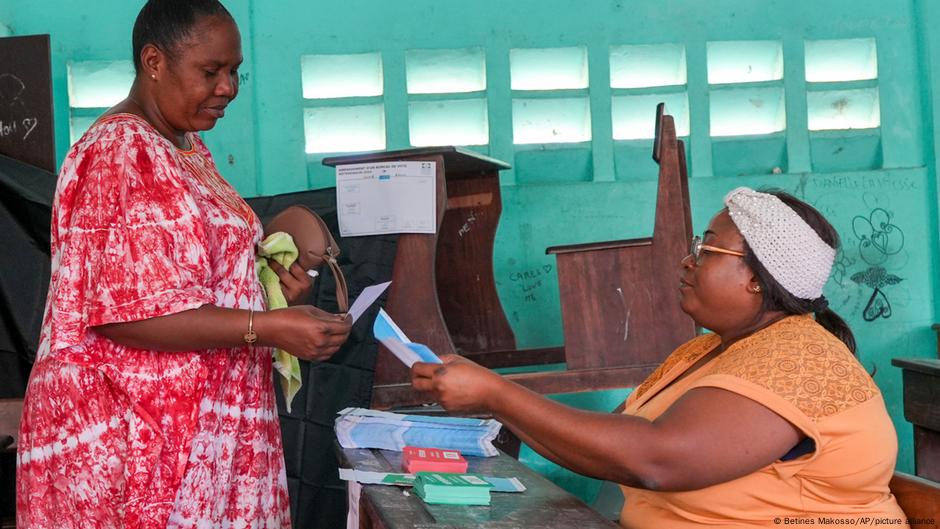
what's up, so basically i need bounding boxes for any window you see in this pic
[511,47,591,144]
[707,41,785,137]
[805,39,879,131]
[301,53,386,154]
[405,48,488,147]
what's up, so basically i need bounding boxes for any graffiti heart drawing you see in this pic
[862,289,892,321]
[850,266,903,322]
[852,208,904,266]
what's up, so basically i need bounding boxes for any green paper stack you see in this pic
[413,472,494,505]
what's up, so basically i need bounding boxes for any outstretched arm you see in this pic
[412,355,802,491]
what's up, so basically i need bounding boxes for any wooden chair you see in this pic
[890,472,940,525]
[545,102,696,372]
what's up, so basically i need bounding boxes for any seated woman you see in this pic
[412,187,906,527]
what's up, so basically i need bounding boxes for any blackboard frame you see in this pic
[0,34,55,173]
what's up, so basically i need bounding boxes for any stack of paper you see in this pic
[334,408,502,457]
[414,472,494,506]
[402,446,468,474]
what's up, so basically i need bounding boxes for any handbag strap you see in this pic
[324,248,349,313]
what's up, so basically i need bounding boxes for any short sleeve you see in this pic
[48,126,215,352]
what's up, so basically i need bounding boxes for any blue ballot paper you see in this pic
[373,308,443,366]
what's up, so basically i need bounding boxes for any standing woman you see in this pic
[17,1,350,528]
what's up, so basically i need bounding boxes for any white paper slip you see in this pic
[336,161,437,237]
[348,281,391,323]
[372,308,442,367]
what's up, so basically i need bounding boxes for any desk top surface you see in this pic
[337,446,619,529]
[892,357,940,376]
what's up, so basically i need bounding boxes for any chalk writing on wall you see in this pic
[457,211,477,238]
[509,264,553,303]
[0,73,40,142]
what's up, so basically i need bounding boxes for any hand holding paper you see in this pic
[373,308,442,367]
[348,281,391,323]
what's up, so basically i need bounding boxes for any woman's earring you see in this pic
[151,74,156,80]
[751,285,762,293]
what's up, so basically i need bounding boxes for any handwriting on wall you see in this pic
[0,73,40,142]
[457,211,477,238]
[814,174,918,192]
[509,264,553,303]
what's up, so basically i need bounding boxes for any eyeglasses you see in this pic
[689,235,746,266]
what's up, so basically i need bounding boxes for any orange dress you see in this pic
[620,315,906,528]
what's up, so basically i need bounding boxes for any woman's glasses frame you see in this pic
[689,235,746,266]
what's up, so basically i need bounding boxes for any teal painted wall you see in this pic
[6,0,939,504]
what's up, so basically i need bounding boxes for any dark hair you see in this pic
[741,189,857,354]
[132,0,233,73]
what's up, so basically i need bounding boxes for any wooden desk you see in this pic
[892,358,940,481]
[337,447,619,528]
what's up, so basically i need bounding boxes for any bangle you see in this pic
[243,309,258,344]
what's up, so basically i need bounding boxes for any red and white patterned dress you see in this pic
[17,113,291,529]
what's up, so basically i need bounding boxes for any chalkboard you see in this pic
[0,35,55,173]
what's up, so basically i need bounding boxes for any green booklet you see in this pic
[414,472,494,506]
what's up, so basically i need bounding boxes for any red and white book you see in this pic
[402,446,469,474]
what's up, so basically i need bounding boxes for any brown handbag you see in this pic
[263,205,349,313]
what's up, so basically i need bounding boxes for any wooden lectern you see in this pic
[323,147,516,405]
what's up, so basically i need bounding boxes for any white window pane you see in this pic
[301,53,383,99]
[612,93,689,140]
[304,105,385,153]
[707,41,783,84]
[610,44,687,89]
[406,48,486,94]
[807,88,880,130]
[512,97,591,144]
[510,47,588,90]
[805,38,877,83]
[67,60,134,108]
[710,87,786,136]
[409,99,488,146]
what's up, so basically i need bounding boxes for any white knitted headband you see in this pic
[724,187,835,300]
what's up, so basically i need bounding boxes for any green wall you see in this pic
[4,0,939,503]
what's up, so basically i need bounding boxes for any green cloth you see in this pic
[256,231,302,412]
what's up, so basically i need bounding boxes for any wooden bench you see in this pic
[890,471,940,526]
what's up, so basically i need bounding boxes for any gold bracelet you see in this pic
[243,308,258,344]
